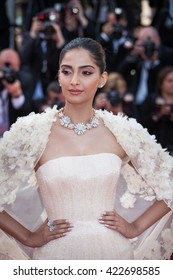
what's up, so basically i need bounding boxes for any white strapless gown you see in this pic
[33,153,134,260]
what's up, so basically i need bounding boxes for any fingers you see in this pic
[98,211,135,238]
[99,211,120,222]
[99,211,123,228]
[46,218,73,241]
[52,219,73,233]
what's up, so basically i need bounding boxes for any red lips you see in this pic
[69,89,82,95]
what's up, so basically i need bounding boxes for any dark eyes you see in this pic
[61,70,93,75]
[83,71,92,75]
[61,70,71,75]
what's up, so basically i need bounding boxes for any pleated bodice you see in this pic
[33,153,134,259]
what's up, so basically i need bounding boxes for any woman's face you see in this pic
[161,72,173,96]
[58,48,107,106]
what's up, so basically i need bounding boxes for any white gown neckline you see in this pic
[36,152,122,174]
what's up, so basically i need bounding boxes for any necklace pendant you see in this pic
[74,123,87,135]
[60,115,71,127]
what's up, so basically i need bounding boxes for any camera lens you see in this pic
[0,66,17,84]
[143,37,157,58]
[112,23,123,39]
[107,90,122,107]
[41,22,56,39]
[71,7,79,14]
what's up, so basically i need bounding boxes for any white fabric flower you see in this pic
[98,110,173,209]
[120,191,136,208]
[161,228,173,244]
[0,108,57,211]
[143,240,162,260]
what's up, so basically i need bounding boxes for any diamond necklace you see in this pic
[58,108,99,135]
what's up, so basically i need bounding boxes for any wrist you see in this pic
[130,222,141,238]
[16,230,34,248]
[24,231,37,248]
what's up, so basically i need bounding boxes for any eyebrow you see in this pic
[60,64,95,69]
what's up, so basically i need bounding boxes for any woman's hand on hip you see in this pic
[99,211,138,239]
[28,218,73,248]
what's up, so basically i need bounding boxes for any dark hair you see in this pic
[157,66,173,95]
[59,37,106,73]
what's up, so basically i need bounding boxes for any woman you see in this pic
[0,37,173,260]
[139,66,173,156]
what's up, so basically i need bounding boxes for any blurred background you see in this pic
[0,0,155,50]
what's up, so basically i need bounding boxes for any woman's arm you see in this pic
[99,200,171,238]
[0,210,73,248]
[0,211,32,246]
[132,200,170,236]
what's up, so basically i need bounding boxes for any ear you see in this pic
[58,80,61,87]
[98,71,108,88]
[57,70,61,86]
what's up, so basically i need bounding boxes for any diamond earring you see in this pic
[99,85,103,88]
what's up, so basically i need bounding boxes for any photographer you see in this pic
[61,0,95,42]
[106,89,124,115]
[39,81,64,113]
[117,26,173,109]
[0,49,33,137]
[139,66,173,156]
[101,71,136,117]
[97,8,133,72]
[19,7,66,111]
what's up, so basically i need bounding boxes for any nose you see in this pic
[70,73,80,85]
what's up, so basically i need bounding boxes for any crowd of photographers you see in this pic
[0,0,173,156]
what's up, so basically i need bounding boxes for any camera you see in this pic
[37,9,57,22]
[107,89,122,107]
[112,22,124,40]
[114,7,123,21]
[112,7,124,40]
[40,22,56,40]
[0,64,17,84]
[37,12,51,22]
[68,5,79,14]
[143,37,157,58]
[37,9,58,39]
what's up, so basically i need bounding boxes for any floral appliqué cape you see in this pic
[0,107,173,260]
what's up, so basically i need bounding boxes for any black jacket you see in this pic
[118,44,173,99]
